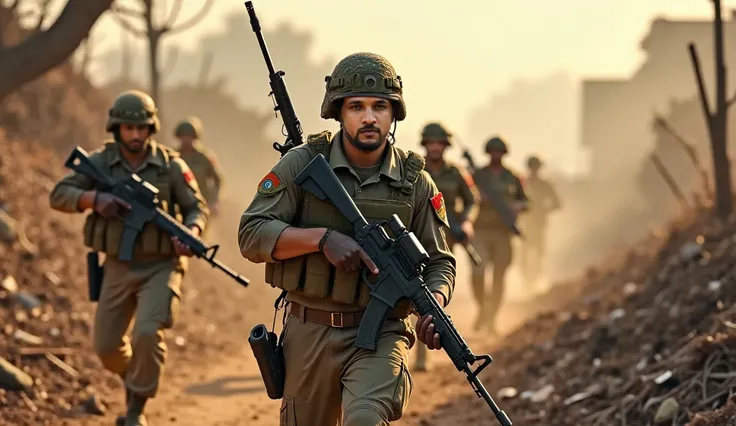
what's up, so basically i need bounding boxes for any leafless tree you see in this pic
[688,0,732,219]
[111,0,214,123]
[0,0,112,102]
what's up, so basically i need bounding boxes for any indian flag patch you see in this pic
[430,192,448,226]
[258,172,285,196]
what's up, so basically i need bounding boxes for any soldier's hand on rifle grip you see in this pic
[415,293,446,350]
[320,229,379,274]
[93,192,131,219]
[172,226,200,257]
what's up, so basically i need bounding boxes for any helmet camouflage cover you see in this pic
[174,116,204,139]
[420,122,452,145]
[106,90,160,133]
[527,155,542,168]
[321,52,406,121]
[485,136,508,154]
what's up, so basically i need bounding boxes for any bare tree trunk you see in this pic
[0,0,113,103]
[712,0,732,218]
[143,0,162,128]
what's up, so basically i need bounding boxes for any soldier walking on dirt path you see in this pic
[520,154,561,289]
[49,90,209,426]
[239,52,456,426]
[415,121,479,372]
[471,136,528,337]
[174,117,224,223]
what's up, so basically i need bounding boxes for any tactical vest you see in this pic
[82,141,183,259]
[475,166,521,230]
[265,131,425,307]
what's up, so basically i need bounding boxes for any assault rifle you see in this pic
[294,154,512,426]
[446,210,482,266]
[462,150,522,237]
[246,0,303,157]
[64,147,250,288]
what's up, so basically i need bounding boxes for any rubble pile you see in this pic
[0,133,120,425]
[428,209,736,425]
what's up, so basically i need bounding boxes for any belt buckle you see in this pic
[330,312,344,328]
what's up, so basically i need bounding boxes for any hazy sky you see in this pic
[80,0,731,172]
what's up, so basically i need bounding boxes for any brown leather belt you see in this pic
[289,302,404,328]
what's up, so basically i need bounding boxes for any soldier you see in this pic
[471,136,527,336]
[49,90,209,426]
[173,117,223,217]
[520,155,561,287]
[415,121,479,372]
[239,52,455,425]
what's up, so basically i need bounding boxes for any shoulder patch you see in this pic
[430,192,449,226]
[183,169,195,184]
[258,171,286,196]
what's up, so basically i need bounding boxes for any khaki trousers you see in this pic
[93,257,183,398]
[470,229,512,328]
[280,315,415,426]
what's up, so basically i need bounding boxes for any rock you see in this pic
[13,329,44,345]
[0,356,33,390]
[530,384,555,403]
[14,292,42,310]
[654,397,679,424]
[497,387,518,399]
[0,209,18,243]
[680,241,702,262]
[1,275,18,293]
[81,394,106,415]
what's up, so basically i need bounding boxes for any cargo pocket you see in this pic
[388,362,414,421]
[303,253,331,298]
[279,396,296,426]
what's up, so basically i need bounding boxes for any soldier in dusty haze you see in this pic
[416,121,478,372]
[239,52,455,425]
[49,91,208,426]
[471,136,527,337]
[174,117,223,218]
[520,154,561,288]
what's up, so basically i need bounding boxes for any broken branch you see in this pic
[166,0,214,35]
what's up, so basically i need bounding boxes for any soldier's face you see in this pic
[424,140,448,161]
[178,135,195,147]
[489,150,505,164]
[340,97,393,152]
[119,123,150,153]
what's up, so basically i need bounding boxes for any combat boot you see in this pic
[123,392,149,426]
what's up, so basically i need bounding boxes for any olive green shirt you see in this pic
[425,160,480,223]
[473,164,528,231]
[238,134,456,311]
[179,140,223,205]
[523,175,561,230]
[49,140,209,232]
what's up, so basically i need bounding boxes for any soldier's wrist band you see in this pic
[318,228,333,252]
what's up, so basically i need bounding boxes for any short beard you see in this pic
[120,138,147,154]
[343,125,386,152]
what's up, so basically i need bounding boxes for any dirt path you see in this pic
[66,208,578,426]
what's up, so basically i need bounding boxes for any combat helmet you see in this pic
[321,52,406,121]
[174,116,204,139]
[106,90,160,133]
[527,155,543,169]
[420,122,452,145]
[485,136,508,154]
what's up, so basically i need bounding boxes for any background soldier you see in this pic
[238,52,455,426]
[416,121,479,372]
[173,116,223,217]
[520,154,561,289]
[49,90,209,426]
[471,136,528,337]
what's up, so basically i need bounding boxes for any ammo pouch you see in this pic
[87,251,104,302]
